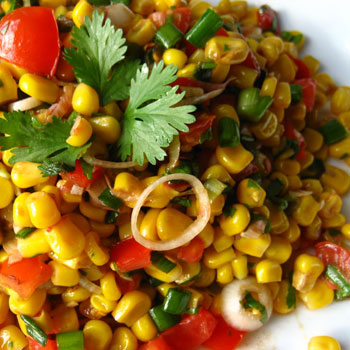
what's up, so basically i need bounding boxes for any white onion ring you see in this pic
[3,238,22,264]
[83,154,137,169]
[222,277,273,331]
[8,97,42,112]
[131,173,211,251]
[104,3,135,28]
[79,276,102,295]
[167,135,180,171]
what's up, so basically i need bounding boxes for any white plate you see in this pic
[206,0,350,348]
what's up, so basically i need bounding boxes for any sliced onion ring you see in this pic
[83,154,137,169]
[8,97,42,112]
[131,173,211,251]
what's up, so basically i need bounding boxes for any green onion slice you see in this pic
[149,305,181,332]
[204,178,227,202]
[20,315,48,347]
[151,252,177,273]
[162,288,192,314]
[98,188,123,211]
[319,119,348,145]
[15,227,36,239]
[155,23,183,49]
[56,331,84,350]
[290,84,303,105]
[241,291,268,323]
[218,117,240,147]
[325,264,350,298]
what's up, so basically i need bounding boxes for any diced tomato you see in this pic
[56,53,75,82]
[203,317,246,350]
[283,118,307,160]
[316,241,350,280]
[172,8,191,34]
[170,77,199,88]
[115,272,142,295]
[28,338,58,350]
[232,162,259,182]
[179,115,216,147]
[177,236,205,263]
[293,78,317,112]
[139,336,171,350]
[0,7,60,76]
[111,238,152,273]
[149,11,166,29]
[215,27,229,37]
[0,257,51,299]
[161,309,217,350]
[257,5,279,33]
[61,160,104,188]
[241,51,261,72]
[185,41,197,56]
[286,53,311,79]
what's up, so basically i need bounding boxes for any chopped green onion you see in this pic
[15,227,36,239]
[149,305,181,332]
[290,84,303,105]
[105,210,119,224]
[148,276,163,287]
[199,127,213,144]
[218,117,240,147]
[300,158,325,179]
[162,288,192,314]
[241,291,268,323]
[325,264,350,298]
[247,179,260,190]
[291,34,303,45]
[155,23,183,49]
[20,315,48,347]
[280,31,293,41]
[193,61,216,82]
[56,331,84,350]
[98,188,123,211]
[151,252,177,273]
[223,205,237,218]
[171,197,192,207]
[329,229,342,236]
[204,178,227,201]
[319,119,348,145]
[286,271,297,309]
[185,8,223,48]
[237,88,273,123]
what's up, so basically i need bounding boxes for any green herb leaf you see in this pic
[15,227,36,239]
[151,252,177,273]
[287,271,297,309]
[325,264,350,298]
[80,159,93,180]
[117,61,196,165]
[65,11,139,106]
[223,206,237,218]
[98,188,123,211]
[247,179,260,190]
[38,160,74,177]
[0,112,90,167]
[241,291,268,323]
[20,314,48,346]
[171,197,193,207]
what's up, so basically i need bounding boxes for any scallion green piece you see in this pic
[204,178,227,201]
[98,188,123,211]
[20,315,48,347]
[105,210,119,224]
[149,305,181,332]
[325,264,350,298]
[218,117,240,147]
[185,8,223,48]
[151,252,177,273]
[148,276,163,287]
[290,84,303,105]
[162,288,192,314]
[15,227,36,239]
[193,61,216,82]
[241,291,268,323]
[155,23,183,49]
[171,197,192,207]
[300,158,325,178]
[56,331,84,350]
[319,119,348,145]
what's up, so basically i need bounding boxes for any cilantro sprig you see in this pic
[117,61,196,165]
[65,11,139,106]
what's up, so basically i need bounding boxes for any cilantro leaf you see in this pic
[65,10,137,106]
[117,61,196,165]
[241,291,268,323]
[0,111,90,167]
[38,160,74,177]
[287,271,297,309]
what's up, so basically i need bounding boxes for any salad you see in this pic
[0,1,349,350]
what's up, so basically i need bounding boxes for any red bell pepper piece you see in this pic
[283,118,307,161]
[294,78,317,112]
[0,7,60,77]
[185,41,197,56]
[286,53,311,79]
[177,236,205,263]
[179,115,216,147]
[170,77,199,88]
[161,308,217,350]
[139,336,171,350]
[28,338,58,350]
[0,257,51,299]
[215,27,229,37]
[111,238,152,273]
[173,7,191,34]
[242,51,261,72]
[148,11,166,29]
[61,160,104,188]
[257,5,279,33]
[203,317,246,350]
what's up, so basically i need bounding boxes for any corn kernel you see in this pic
[298,279,334,310]
[0,325,28,350]
[233,233,271,258]
[17,228,51,258]
[72,0,94,28]
[84,320,113,350]
[261,76,278,97]
[0,64,18,105]
[127,19,156,46]
[292,195,320,227]
[331,86,350,115]
[256,259,282,283]
[0,177,14,209]
[52,304,79,333]
[66,115,93,147]
[264,236,292,264]
[273,280,293,314]
[163,49,187,69]
[9,289,46,316]
[72,83,99,117]
[217,263,234,284]
[49,260,80,287]
[131,313,157,342]
[321,165,350,195]
[110,327,138,350]
[218,204,250,236]
[11,161,48,188]
[90,116,121,144]
[308,336,341,350]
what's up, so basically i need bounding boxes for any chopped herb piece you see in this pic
[56,331,84,350]
[193,61,216,82]
[148,276,163,287]
[151,252,177,273]
[155,23,183,49]
[15,227,36,239]
[241,291,268,323]
[329,229,342,236]
[287,271,297,309]
[98,188,123,211]
[199,127,213,144]
[247,179,261,190]
[290,84,303,105]
[300,158,325,179]
[319,119,348,145]
[149,305,181,332]
[325,264,350,298]
[204,178,227,201]
[223,206,237,218]
[80,159,93,180]
[20,315,48,346]
[38,160,74,177]
[171,197,193,207]
[218,117,240,147]
[162,288,192,314]
[105,210,119,224]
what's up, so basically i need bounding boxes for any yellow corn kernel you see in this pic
[52,304,79,333]
[17,228,51,258]
[11,161,48,189]
[40,185,61,208]
[9,289,46,316]
[194,266,216,287]
[80,265,104,281]
[90,294,117,314]
[62,286,91,305]
[300,56,319,76]
[187,288,204,308]
[72,0,94,28]
[0,251,8,264]
[190,0,212,18]
[85,231,109,266]
[273,280,293,314]
[318,192,342,219]
[321,165,350,195]
[60,214,87,235]
[114,172,145,208]
[145,257,182,283]
[127,19,156,46]
[156,283,175,297]
[19,73,58,103]
[0,325,28,350]
[211,104,240,125]
[216,144,254,175]
[156,208,192,240]
[164,0,181,8]
[0,177,13,209]
[201,165,235,188]
[176,261,201,285]
[110,327,138,350]
[322,213,346,229]
[256,259,282,283]
[270,53,297,82]
[341,224,350,239]
[293,254,324,293]
[112,291,151,327]
[261,76,278,97]
[26,191,61,228]
[218,204,250,236]
[177,63,197,78]
[49,260,80,287]
[40,0,67,7]
[329,138,350,159]
[267,202,289,234]
[162,49,187,69]
[66,115,92,147]
[283,41,298,58]
[211,63,230,83]
[203,246,235,269]
[229,64,259,89]
[0,64,18,105]
[240,5,257,24]
[338,111,350,129]
[298,278,334,310]
[292,195,320,227]
[189,49,206,64]
[56,180,82,204]
[205,37,249,65]
[274,158,301,176]
[273,82,291,109]
[140,208,161,241]
[331,86,350,115]
[131,313,157,342]
[80,200,107,222]
[100,272,121,302]
[130,0,154,15]
[237,178,266,207]
[90,116,121,144]
[308,336,341,350]
[213,227,234,252]
[83,320,113,350]
[299,151,314,171]
[264,236,292,264]
[2,149,15,168]
[303,128,324,153]
[0,292,9,325]
[45,215,85,259]
[251,110,278,140]
[258,36,284,65]
[217,263,234,284]
[267,282,280,300]
[90,221,115,238]
[287,175,302,190]
[304,215,322,241]
[231,254,248,280]
[72,83,99,117]
[302,179,323,195]
[233,233,271,258]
